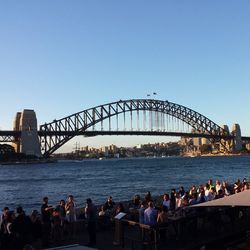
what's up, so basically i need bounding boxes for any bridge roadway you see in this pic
[1,130,250,142]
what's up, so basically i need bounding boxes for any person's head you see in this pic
[86,198,92,205]
[170,189,176,199]
[133,194,140,204]
[216,180,220,185]
[117,203,124,212]
[16,206,24,215]
[163,193,169,201]
[141,200,147,208]
[43,197,48,204]
[31,210,39,220]
[68,195,74,202]
[32,209,39,215]
[200,189,205,196]
[145,191,152,202]
[6,211,15,222]
[171,188,176,194]
[108,196,113,203]
[2,207,9,216]
[148,201,154,208]
[60,199,66,206]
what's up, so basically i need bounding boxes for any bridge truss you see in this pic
[0,131,20,142]
[39,99,230,157]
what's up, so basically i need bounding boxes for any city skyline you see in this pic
[1,1,250,153]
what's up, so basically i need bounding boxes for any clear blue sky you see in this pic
[0,1,250,152]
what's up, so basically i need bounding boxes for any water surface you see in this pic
[0,156,250,212]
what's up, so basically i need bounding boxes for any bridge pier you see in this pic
[231,123,242,153]
[220,125,231,152]
[12,109,41,157]
[219,124,242,153]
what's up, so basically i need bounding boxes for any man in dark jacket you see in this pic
[40,196,53,247]
[85,198,97,247]
[12,206,32,250]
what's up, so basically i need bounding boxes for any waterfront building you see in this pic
[101,146,109,157]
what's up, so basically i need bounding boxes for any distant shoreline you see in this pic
[1,153,249,165]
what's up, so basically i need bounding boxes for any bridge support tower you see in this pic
[220,124,242,153]
[220,125,231,152]
[12,109,41,157]
[231,123,242,153]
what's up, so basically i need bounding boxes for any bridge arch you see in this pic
[40,99,229,157]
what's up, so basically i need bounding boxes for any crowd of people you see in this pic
[133,178,249,227]
[0,195,98,250]
[0,177,248,250]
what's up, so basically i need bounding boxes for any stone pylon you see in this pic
[12,112,22,153]
[220,125,231,153]
[12,109,41,157]
[231,123,242,153]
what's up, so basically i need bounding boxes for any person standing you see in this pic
[65,195,76,238]
[56,200,66,225]
[144,201,158,226]
[138,200,147,224]
[157,205,168,242]
[103,196,115,211]
[65,195,76,223]
[30,210,42,249]
[12,206,32,250]
[85,198,97,247]
[162,193,170,209]
[0,208,13,250]
[41,197,53,247]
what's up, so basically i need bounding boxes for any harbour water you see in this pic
[0,155,250,212]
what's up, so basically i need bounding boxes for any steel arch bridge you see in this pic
[40,99,230,157]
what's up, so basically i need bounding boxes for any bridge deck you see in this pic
[1,130,250,140]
